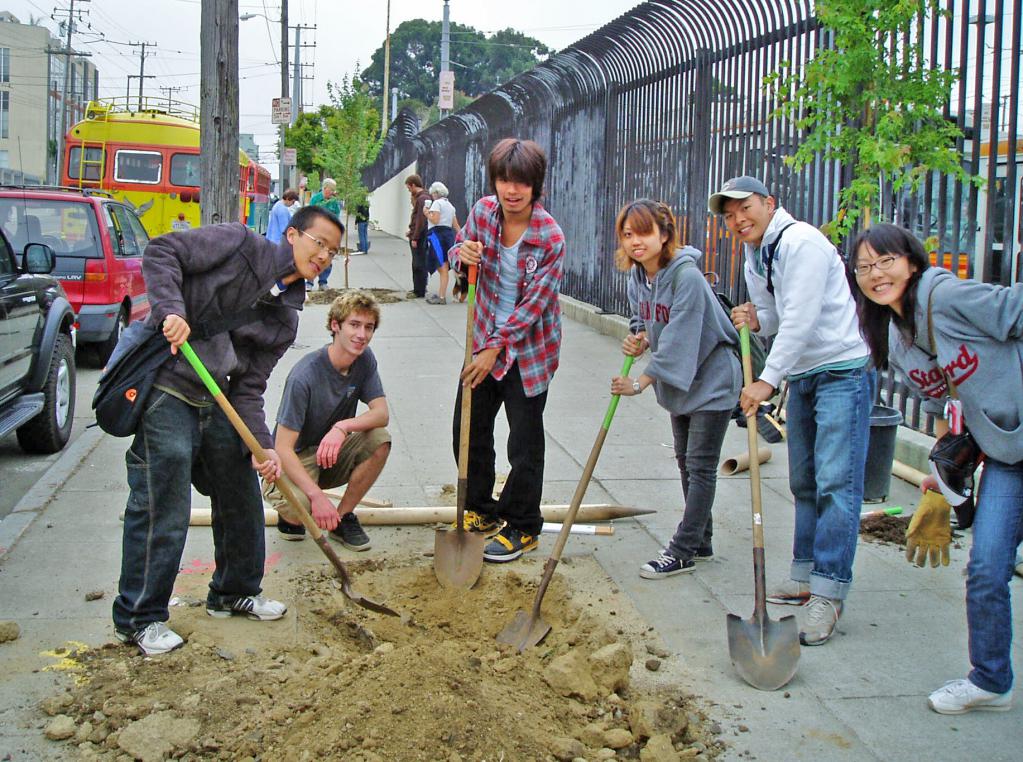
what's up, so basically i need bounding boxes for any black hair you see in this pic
[288,204,344,236]
[487,138,547,203]
[848,223,930,369]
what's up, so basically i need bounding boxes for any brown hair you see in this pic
[282,188,299,201]
[404,174,424,189]
[487,138,547,203]
[613,199,678,272]
[327,290,381,334]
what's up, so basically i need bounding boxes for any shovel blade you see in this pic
[726,611,800,691]
[495,608,552,652]
[433,528,485,589]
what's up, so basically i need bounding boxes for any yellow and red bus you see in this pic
[61,97,271,238]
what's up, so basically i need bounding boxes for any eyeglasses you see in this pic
[853,254,901,277]
[300,230,340,258]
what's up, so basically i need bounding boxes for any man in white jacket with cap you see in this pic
[709,176,875,646]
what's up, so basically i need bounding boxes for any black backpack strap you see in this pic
[764,222,798,296]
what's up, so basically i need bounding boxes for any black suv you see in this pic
[0,228,77,453]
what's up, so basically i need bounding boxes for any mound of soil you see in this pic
[307,287,404,305]
[41,557,722,761]
[859,515,911,547]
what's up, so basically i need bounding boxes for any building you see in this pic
[0,12,98,184]
[239,132,259,161]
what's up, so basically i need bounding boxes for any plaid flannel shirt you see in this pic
[449,196,564,397]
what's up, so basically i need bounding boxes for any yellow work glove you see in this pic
[905,490,952,567]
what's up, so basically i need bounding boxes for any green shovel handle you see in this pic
[602,355,635,429]
[180,341,220,397]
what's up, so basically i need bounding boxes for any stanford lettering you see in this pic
[639,301,671,324]
[907,342,979,397]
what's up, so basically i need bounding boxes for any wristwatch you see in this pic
[632,380,642,394]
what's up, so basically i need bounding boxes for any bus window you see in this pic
[170,153,200,187]
[114,150,162,184]
[68,146,104,181]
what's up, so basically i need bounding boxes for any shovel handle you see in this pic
[455,264,478,531]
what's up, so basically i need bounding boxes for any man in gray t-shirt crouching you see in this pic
[263,291,390,549]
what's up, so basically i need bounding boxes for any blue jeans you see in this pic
[112,392,266,633]
[966,458,1023,694]
[357,221,370,253]
[785,366,875,600]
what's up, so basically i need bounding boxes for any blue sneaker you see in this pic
[483,526,538,563]
[639,551,694,579]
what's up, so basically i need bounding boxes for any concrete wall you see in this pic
[368,160,416,240]
[0,22,50,180]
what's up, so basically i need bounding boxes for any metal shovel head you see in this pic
[495,608,552,652]
[726,610,800,691]
[433,527,486,589]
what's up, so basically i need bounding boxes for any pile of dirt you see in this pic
[307,287,404,305]
[40,557,723,761]
[859,514,911,546]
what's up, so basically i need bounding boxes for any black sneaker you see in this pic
[276,517,306,541]
[639,551,695,579]
[695,549,714,561]
[329,512,371,551]
[483,526,538,563]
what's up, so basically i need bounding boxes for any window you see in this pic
[114,150,162,184]
[0,150,8,169]
[0,199,101,258]
[0,48,9,84]
[170,153,200,187]
[0,92,9,139]
[68,146,104,181]
[110,205,142,257]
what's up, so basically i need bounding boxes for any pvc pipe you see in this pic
[719,446,773,476]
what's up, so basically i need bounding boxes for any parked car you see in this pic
[0,187,150,364]
[0,228,77,454]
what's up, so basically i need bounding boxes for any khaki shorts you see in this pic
[262,428,391,522]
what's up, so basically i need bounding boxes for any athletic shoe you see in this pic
[766,578,811,605]
[1015,558,1023,578]
[276,517,306,541]
[799,595,843,646]
[452,510,503,537]
[305,281,314,291]
[639,551,695,579]
[927,679,1013,714]
[206,595,287,621]
[425,294,447,305]
[483,527,538,563]
[405,290,422,299]
[329,512,371,551]
[694,549,714,562]
[115,622,184,656]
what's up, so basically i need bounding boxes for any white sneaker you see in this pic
[766,578,811,605]
[927,679,1012,715]
[799,595,843,646]
[206,595,287,621]
[116,622,184,656]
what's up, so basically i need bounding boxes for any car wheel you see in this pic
[17,332,76,454]
[96,305,129,365]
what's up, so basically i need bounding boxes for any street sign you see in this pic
[283,148,297,166]
[271,97,293,124]
[439,71,455,111]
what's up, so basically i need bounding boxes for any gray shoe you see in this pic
[799,595,843,646]
[425,294,447,305]
[766,578,810,605]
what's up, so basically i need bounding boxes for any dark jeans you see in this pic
[357,221,370,253]
[410,240,428,296]
[112,392,266,633]
[452,363,547,535]
[665,408,733,561]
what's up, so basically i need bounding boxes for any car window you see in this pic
[124,208,149,250]
[110,205,142,257]
[0,198,102,258]
[0,232,12,276]
[114,150,162,184]
[170,153,200,187]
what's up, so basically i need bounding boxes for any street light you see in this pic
[241,9,290,193]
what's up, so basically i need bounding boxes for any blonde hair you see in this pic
[327,290,381,334]
[613,199,678,272]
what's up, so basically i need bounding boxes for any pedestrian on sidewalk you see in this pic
[405,174,431,299]
[450,138,565,563]
[263,290,390,550]
[112,205,344,656]
[355,202,371,254]
[424,181,461,305]
[850,223,1023,715]
[608,199,741,579]
[307,178,341,290]
[266,188,299,244]
[710,175,874,646]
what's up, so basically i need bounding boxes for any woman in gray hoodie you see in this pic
[851,223,1023,716]
[610,199,742,578]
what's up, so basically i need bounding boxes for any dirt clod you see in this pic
[0,620,21,643]
[43,715,76,741]
[859,514,911,546]
[85,591,105,602]
[646,658,662,671]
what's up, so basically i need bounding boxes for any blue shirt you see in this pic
[495,236,522,330]
[266,200,292,243]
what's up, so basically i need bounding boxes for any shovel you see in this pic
[434,264,486,589]
[179,341,401,618]
[726,325,799,690]
[497,355,634,651]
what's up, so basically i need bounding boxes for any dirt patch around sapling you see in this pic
[859,515,911,547]
[307,287,404,305]
[39,556,724,761]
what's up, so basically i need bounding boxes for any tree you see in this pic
[767,0,978,243]
[361,19,550,105]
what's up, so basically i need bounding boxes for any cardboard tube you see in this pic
[719,446,772,476]
[892,459,927,488]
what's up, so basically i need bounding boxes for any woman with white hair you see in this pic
[424,181,461,304]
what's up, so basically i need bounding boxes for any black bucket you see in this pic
[863,405,904,503]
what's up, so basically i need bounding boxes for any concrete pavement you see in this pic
[1,229,1021,760]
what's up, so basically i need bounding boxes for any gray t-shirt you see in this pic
[275,346,385,451]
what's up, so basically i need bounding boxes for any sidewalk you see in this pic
[0,229,1020,760]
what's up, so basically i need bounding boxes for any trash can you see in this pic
[863,405,904,503]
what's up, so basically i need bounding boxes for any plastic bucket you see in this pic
[863,404,904,503]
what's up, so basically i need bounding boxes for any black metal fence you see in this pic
[364,0,1021,432]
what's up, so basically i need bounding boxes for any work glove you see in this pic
[905,490,952,567]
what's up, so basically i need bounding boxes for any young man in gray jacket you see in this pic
[710,176,874,646]
[112,205,343,655]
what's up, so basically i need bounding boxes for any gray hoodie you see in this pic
[627,247,741,416]
[888,266,1023,464]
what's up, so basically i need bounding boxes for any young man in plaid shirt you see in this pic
[450,138,565,562]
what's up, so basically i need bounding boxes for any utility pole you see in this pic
[128,42,157,109]
[439,0,450,119]
[280,0,289,192]
[127,74,154,107]
[200,0,239,225]
[380,0,390,137]
[53,0,90,187]
[159,85,183,111]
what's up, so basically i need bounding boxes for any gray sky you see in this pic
[6,0,640,170]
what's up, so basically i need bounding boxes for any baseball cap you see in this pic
[708,176,772,214]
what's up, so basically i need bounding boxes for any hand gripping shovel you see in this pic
[497,355,634,651]
[726,325,799,689]
[434,264,486,589]
[179,341,401,618]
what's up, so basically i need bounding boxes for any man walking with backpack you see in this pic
[710,176,874,646]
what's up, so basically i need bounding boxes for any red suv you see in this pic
[0,187,150,362]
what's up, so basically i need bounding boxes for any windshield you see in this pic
[0,198,103,258]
